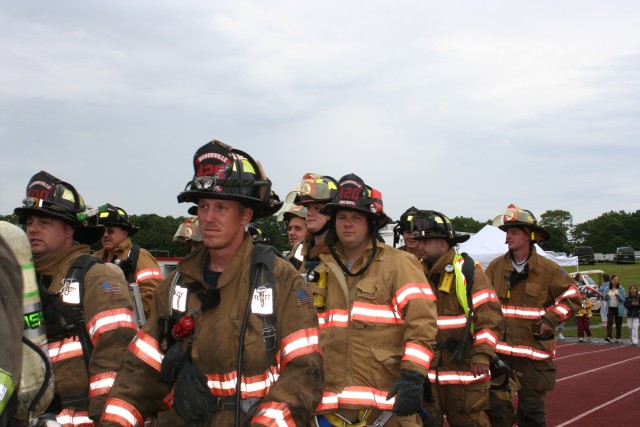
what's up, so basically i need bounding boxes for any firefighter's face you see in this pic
[25,215,74,256]
[287,216,308,248]
[101,226,128,251]
[505,227,530,253]
[197,199,252,252]
[335,209,370,253]
[417,238,447,263]
[305,203,328,234]
[402,230,419,251]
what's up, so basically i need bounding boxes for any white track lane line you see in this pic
[555,345,627,361]
[555,385,640,426]
[557,355,640,382]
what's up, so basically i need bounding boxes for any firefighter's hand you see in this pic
[471,362,490,377]
[538,319,555,336]
[386,370,425,416]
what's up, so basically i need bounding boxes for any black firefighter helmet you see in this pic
[14,171,105,244]
[409,210,470,245]
[321,173,390,230]
[178,140,283,218]
[97,204,139,236]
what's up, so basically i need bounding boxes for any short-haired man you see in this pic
[485,204,581,427]
[14,171,137,425]
[101,140,323,427]
[410,209,502,427]
[277,204,308,269]
[309,174,437,427]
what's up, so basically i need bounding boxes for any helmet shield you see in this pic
[492,204,550,242]
[173,218,202,243]
[14,171,104,244]
[321,173,390,229]
[276,204,308,222]
[178,140,282,218]
[409,210,470,244]
[98,204,139,236]
[285,173,338,206]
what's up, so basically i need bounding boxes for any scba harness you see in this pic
[37,255,102,410]
[159,244,284,425]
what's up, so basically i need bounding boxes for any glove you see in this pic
[386,370,425,416]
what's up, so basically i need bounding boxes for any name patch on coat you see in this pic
[252,286,273,315]
[172,285,189,313]
[61,280,81,304]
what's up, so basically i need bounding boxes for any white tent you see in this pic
[458,225,578,268]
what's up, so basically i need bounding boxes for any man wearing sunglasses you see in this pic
[101,141,323,427]
[93,205,163,322]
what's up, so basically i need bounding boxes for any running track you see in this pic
[549,338,640,426]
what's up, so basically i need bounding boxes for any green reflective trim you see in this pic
[0,368,15,414]
[21,262,34,270]
[23,289,39,299]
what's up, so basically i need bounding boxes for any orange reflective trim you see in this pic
[279,327,321,371]
[393,282,436,314]
[49,337,83,363]
[101,398,143,427]
[135,268,163,283]
[87,308,137,344]
[351,302,403,324]
[253,401,295,427]
[128,330,163,372]
[89,371,116,397]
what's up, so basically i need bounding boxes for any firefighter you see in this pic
[276,204,308,269]
[285,173,338,272]
[309,174,438,427]
[173,217,203,253]
[393,206,421,259]
[100,140,323,427]
[14,171,137,425]
[93,204,163,320]
[410,210,502,427]
[484,204,581,427]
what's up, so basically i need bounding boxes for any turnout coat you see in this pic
[36,244,137,423]
[101,237,323,427]
[485,247,581,361]
[313,240,437,419]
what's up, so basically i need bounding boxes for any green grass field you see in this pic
[561,262,640,339]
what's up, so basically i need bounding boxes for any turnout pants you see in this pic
[486,356,556,427]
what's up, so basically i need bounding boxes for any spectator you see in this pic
[604,275,626,343]
[576,289,593,342]
[624,285,640,346]
[598,273,611,327]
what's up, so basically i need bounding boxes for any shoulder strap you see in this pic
[65,255,102,379]
[460,252,475,301]
[126,244,140,283]
[249,244,283,362]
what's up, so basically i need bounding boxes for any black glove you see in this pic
[387,370,425,416]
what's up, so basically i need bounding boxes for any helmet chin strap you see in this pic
[310,219,330,236]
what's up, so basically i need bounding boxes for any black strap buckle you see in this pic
[262,325,277,351]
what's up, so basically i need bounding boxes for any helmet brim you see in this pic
[179,191,283,219]
[15,207,105,245]
[498,223,550,242]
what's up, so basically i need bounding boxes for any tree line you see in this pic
[2,209,639,257]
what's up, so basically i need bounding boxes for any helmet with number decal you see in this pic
[321,173,389,229]
[285,173,339,206]
[177,140,283,218]
[492,203,550,242]
[14,170,105,244]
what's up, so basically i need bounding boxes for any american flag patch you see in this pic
[296,289,314,307]
[100,282,122,296]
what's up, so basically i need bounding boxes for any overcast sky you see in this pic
[1,1,639,227]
